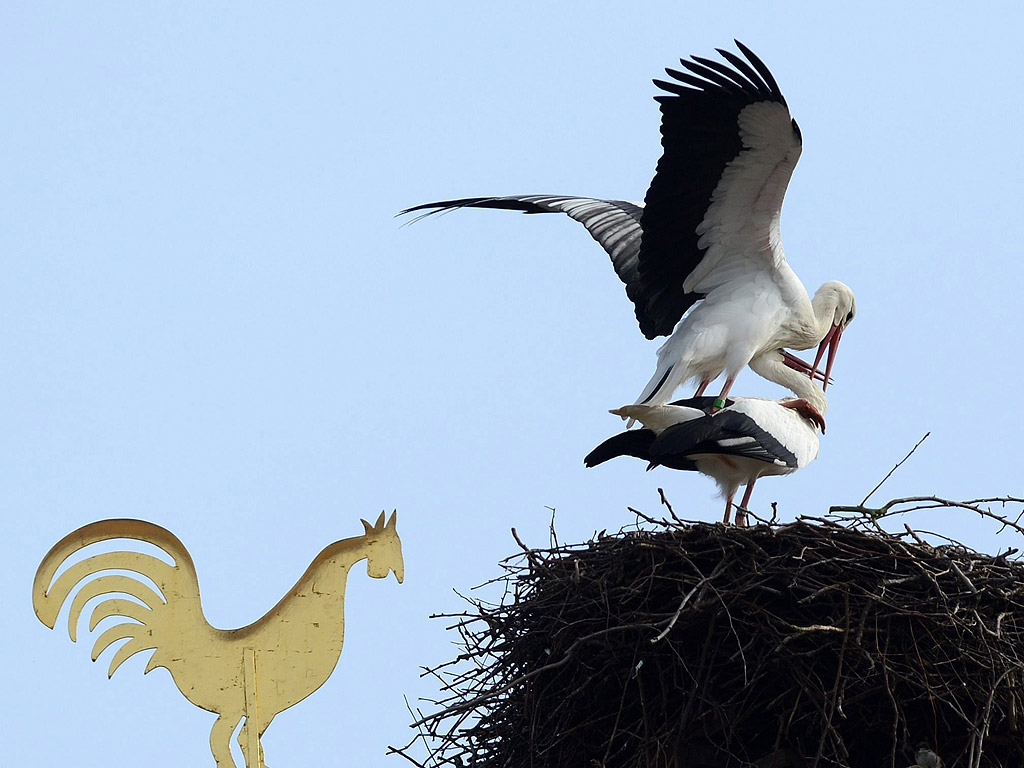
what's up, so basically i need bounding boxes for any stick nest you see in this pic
[400,519,1024,767]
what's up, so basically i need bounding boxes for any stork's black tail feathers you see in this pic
[584,430,658,468]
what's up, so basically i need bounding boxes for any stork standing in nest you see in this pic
[585,387,822,524]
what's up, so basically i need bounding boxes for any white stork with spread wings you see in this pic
[403,42,855,418]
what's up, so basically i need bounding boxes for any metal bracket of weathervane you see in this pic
[32,512,404,768]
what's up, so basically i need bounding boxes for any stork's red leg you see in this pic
[736,481,757,526]
[710,377,736,413]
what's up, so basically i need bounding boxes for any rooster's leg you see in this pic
[237,714,275,768]
[210,713,242,767]
[258,717,275,768]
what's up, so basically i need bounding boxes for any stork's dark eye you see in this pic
[846,311,854,323]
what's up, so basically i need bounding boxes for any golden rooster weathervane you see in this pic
[32,511,404,768]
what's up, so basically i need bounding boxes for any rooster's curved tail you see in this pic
[33,519,207,678]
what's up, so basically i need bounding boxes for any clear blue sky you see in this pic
[5,3,1024,766]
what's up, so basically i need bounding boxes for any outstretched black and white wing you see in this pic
[401,195,645,298]
[402,44,802,345]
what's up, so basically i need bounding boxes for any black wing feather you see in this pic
[400,195,645,307]
[734,40,785,101]
[585,428,699,472]
[689,55,755,90]
[715,48,776,100]
[675,60,745,94]
[651,409,799,468]
[584,429,657,468]
[667,396,735,410]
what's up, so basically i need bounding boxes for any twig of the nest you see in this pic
[658,488,684,524]
[510,527,543,569]
[829,495,1024,539]
[860,431,930,506]
[649,559,726,644]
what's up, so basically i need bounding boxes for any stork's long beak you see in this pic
[810,323,844,392]
[781,351,833,385]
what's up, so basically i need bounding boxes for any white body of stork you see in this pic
[402,42,855,412]
[584,394,822,525]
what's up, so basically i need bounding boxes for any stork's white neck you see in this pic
[777,281,849,351]
[807,280,854,342]
[748,350,828,415]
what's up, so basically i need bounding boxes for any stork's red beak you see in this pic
[781,350,833,385]
[809,323,844,392]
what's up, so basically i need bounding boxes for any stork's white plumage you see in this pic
[402,42,855,415]
[585,395,822,525]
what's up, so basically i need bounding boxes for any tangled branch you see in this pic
[827,495,1024,542]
